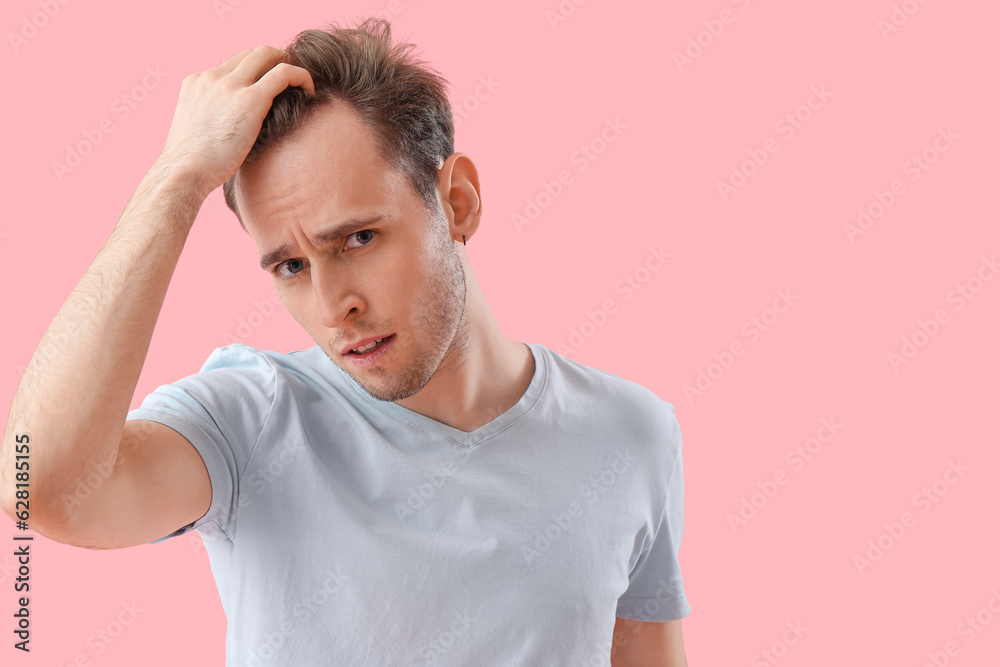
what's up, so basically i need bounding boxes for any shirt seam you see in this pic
[126,406,236,541]
[231,347,280,541]
[639,442,683,559]
[617,591,686,604]
[345,344,549,450]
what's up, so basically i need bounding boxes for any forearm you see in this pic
[0,160,205,524]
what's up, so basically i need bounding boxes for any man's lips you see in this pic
[341,333,394,355]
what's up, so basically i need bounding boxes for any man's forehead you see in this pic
[237,160,399,238]
[239,108,382,191]
[235,120,401,235]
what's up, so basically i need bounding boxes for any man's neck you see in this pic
[394,274,535,434]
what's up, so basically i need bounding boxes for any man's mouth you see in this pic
[346,334,395,356]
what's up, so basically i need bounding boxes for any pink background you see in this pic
[2,0,999,664]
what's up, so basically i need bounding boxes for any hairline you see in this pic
[229,98,441,232]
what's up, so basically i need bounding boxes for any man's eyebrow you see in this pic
[259,214,386,271]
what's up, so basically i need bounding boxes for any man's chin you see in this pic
[352,373,421,403]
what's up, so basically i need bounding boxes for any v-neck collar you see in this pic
[322,341,547,450]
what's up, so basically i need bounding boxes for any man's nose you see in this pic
[312,263,363,328]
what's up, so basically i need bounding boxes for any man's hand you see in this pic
[0,47,313,544]
[156,45,315,201]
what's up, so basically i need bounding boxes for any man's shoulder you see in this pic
[193,342,338,395]
[538,346,682,466]
[199,342,321,373]
[539,345,679,431]
[541,345,672,406]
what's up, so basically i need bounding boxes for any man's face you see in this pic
[236,101,469,402]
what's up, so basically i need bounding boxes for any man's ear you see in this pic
[437,152,482,244]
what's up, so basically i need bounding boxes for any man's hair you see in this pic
[223,17,455,229]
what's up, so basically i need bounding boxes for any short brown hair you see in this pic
[223,17,455,228]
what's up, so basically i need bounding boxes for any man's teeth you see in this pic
[352,337,384,353]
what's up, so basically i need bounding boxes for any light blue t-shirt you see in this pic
[125,341,690,666]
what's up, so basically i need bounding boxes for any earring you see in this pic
[462,234,466,246]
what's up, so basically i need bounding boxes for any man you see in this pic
[0,17,689,666]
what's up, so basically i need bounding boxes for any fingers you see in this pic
[229,45,297,87]
[217,45,315,97]
[254,61,316,99]
[207,45,315,98]
[213,47,255,75]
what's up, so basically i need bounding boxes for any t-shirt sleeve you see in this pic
[615,401,691,622]
[124,343,277,544]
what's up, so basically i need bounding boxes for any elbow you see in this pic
[0,470,74,539]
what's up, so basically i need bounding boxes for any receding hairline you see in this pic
[223,17,455,229]
[231,97,395,219]
[230,103,445,240]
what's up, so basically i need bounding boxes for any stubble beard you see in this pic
[333,214,469,403]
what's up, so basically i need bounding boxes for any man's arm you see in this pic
[610,617,688,667]
[0,46,314,547]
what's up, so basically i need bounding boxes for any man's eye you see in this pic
[345,229,377,249]
[276,259,306,280]
[274,230,377,280]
